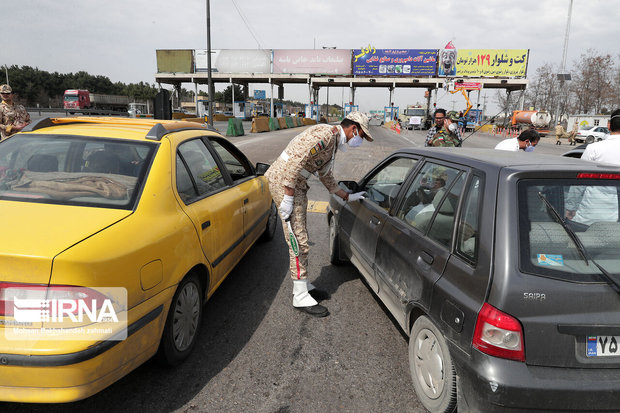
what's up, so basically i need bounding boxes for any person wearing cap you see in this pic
[424,108,462,147]
[265,111,372,317]
[0,84,30,140]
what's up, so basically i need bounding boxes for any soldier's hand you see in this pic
[279,194,294,220]
[348,191,366,202]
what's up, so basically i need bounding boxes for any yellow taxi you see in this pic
[0,117,276,402]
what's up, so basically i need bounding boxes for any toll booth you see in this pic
[384,106,400,123]
[234,101,251,119]
[274,102,284,118]
[305,104,320,122]
[196,99,209,118]
[344,103,359,116]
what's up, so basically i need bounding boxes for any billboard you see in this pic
[455,49,529,77]
[273,49,352,74]
[156,50,194,73]
[352,47,437,76]
[195,49,272,73]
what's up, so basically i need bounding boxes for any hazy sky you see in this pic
[2,0,618,113]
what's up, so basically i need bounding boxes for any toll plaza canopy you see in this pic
[154,48,529,102]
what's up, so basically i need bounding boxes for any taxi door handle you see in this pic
[201,221,211,230]
[243,198,249,204]
[370,216,381,226]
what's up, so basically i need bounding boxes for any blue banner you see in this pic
[352,48,437,76]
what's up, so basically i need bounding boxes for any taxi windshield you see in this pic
[519,179,620,282]
[0,134,157,209]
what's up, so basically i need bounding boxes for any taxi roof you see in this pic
[22,117,220,141]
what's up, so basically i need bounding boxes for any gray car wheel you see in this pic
[329,216,345,265]
[409,316,457,413]
[586,135,595,144]
[157,273,203,366]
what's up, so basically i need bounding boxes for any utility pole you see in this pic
[206,0,214,126]
[555,0,574,124]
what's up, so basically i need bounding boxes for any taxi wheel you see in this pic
[409,316,457,413]
[329,216,346,265]
[260,201,277,242]
[157,273,204,366]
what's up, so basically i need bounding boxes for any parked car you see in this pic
[575,125,609,143]
[0,117,277,402]
[328,147,620,412]
[562,143,589,158]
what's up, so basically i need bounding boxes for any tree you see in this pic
[570,49,617,114]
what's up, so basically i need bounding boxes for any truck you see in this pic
[63,89,130,112]
[401,105,431,130]
[511,110,551,136]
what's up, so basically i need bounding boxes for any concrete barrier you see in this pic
[251,117,270,133]
[181,117,207,124]
[285,117,295,128]
[302,118,317,126]
[226,118,245,136]
[294,117,303,127]
[278,117,288,129]
[269,117,280,130]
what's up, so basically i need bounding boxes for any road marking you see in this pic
[307,200,328,213]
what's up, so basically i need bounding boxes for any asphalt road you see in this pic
[2,121,571,413]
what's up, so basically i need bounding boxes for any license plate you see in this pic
[587,336,620,357]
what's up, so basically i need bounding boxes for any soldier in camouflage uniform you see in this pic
[266,111,372,317]
[0,85,30,140]
[424,108,462,147]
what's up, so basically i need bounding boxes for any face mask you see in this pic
[524,142,535,152]
[347,128,363,147]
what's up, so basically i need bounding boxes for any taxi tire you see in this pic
[260,201,277,242]
[157,273,204,366]
[409,316,457,413]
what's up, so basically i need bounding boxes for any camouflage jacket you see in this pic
[265,124,340,193]
[425,126,462,147]
[0,101,31,139]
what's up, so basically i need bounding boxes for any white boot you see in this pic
[292,280,318,307]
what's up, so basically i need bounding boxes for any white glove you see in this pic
[279,194,294,220]
[348,191,366,202]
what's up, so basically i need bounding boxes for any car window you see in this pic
[362,157,418,211]
[456,175,482,262]
[208,137,253,181]
[519,178,620,281]
[176,153,198,202]
[395,162,461,234]
[177,139,226,198]
[427,172,466,247]
[0,135,155,209]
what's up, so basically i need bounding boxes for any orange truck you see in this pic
[511,110,551,136]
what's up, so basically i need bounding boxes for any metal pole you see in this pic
[4,66,8,85]
[206,0,214,126]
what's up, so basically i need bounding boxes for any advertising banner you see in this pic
[273,49,352,74]
[195,49,272,73]
[455,49,529,77]
[353,47,437,76]
[156,50,194,73]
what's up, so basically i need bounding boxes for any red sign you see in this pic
[455,82,482,91]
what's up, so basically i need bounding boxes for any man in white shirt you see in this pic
[565,109,620,224]
[494,129,540,151]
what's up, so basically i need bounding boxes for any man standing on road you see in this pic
[494,129,540,151]
[266,112,371,317]
[424,108,462,147]
[0,84,30,140]
[565,109,620,223]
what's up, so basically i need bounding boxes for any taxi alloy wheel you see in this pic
[157,273,204,366]
[409,316,457,413]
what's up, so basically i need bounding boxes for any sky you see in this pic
[2,0,618,114]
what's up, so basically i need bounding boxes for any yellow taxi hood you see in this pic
[0,201,131,285]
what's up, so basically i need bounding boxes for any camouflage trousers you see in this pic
[267,176,310,280]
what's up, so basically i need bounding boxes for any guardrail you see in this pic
[26,108,130,117]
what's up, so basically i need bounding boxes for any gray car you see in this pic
[328,148,620,412]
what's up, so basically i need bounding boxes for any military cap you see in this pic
[345,111,373,141]
[0,84,12,94]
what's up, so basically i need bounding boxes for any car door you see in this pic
[175,138,244,286]
[339,156,419,292]
[373,161,466,330]
[208,137,270,250]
